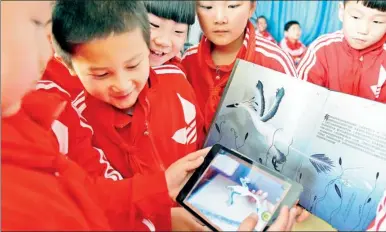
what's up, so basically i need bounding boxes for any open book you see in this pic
[204,59,386,231]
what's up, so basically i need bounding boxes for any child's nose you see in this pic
[154,34,172,48]
[111,75,133,93]
[214,8,228,24]
[357,21,370,35]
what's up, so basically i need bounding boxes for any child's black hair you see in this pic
[284,20,300,32]
[344,0,386,12]
[52,0,150,67]
[257,15,267,21]
[144,1,195,25]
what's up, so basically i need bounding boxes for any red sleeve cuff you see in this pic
[132,171,173,231]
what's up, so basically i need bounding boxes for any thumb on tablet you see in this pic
[183,155,205,172]
[238,213,259,231]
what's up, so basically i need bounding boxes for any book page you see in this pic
[205,60,329,180]
[294,91,386,231]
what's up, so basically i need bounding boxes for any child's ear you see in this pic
[338,2,344,22]
[249,1,257,18]
[54,54,77,76]
[284,31,288,38]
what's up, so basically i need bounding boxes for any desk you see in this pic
[293,214,336,231]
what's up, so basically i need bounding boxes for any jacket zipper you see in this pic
[143,97,166,171]
[215,66,221,80]
[352,55,364,96]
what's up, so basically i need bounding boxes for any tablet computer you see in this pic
[177,144,303,231]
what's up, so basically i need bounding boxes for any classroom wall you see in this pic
[252,0,343,46]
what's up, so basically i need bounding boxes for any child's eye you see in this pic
[31,19,44,28]
[199,5,212,10]
[175,30,185,34]
[374,20,384,24]
[150,22,159,28]
[126,62,141,70]
[91,73,109,79]
[228,4,240,9]
[351,16,360,20]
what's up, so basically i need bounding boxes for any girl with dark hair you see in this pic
[144,1,196,67]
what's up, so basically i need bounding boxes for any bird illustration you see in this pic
[226,81,293,171]
[226,177,265,211]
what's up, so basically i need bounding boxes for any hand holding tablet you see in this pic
[177,144,303,231]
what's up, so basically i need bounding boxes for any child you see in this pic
[280,20,306,65]
[144,1,195,67]
[297,0,386,103]
[1,1,207,231]
[44,1,205,229]
[48,0,204,225]
[182,1,297,131]
[48,0,204,178]
[256,15,277,44]
[47,1,205,229]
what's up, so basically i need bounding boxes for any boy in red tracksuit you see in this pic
[297,0,386,103]
[49,0,203,179]
[279,20,306,65]
[182,1,297,132]
[256,15,277,44]
[2,1,207,231]
[47,1,205,230]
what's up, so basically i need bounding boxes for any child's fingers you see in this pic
[237,213,259,231]
[268,206,289,231]
[295,206,310,223]
[183,156,205,172]
[285,207,298,231]
[183,147,210,162]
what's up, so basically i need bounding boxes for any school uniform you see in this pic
[41,57,83,98]
[65,65,203,176]
[257,30,277,44]
[279,37,306,65]
[37,62,204,230]
[41,57,203,173]
[182,21,297,131]
[297,31,386,103]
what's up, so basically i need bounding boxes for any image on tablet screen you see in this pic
[184,148,291,231]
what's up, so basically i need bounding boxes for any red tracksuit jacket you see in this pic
[2,91,171,231]
[297,31,386,103]
[41,57,83,98]
[257,30,277,44]
[37,62,203,229]
[64,65,203,176]
[182,21,297,131]
[279,37,306,65]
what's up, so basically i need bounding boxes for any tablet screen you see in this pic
[183,148,292,231]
